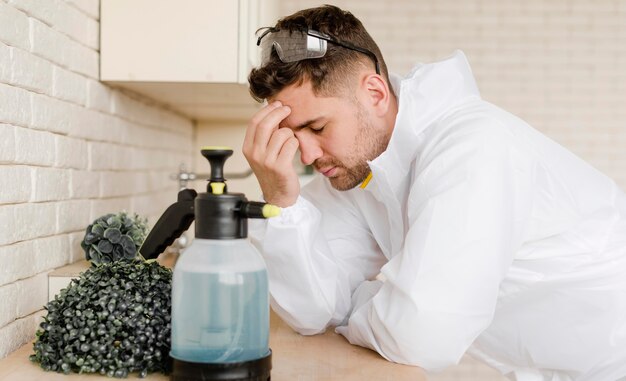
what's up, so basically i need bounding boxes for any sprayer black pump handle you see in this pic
[139,189,197,260]
[202,148,233,183]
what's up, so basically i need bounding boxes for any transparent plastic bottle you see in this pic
[170,239,270,363]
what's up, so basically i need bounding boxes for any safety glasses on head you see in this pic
[256,27,381,75]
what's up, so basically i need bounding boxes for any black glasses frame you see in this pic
[256,27,381,75]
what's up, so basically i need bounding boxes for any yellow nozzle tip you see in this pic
[210,182,226,195]
[262,204,281,218]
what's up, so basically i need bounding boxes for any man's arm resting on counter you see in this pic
[250,176,386,335]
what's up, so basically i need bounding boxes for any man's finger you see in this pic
[244,101,282,152]
[253,105,292,148]
[265,128,296,164]
[276,136,300,168]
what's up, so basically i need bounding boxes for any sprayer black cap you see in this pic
[194,192,248,239]
[196,148,244,239]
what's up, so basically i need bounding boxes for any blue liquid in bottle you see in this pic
[170,239,270,363]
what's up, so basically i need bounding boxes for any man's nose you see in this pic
[298,137,322,166]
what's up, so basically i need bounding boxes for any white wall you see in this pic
[0,0,194,358]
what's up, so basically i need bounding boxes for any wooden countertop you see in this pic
[0,311,427,380]
[4,257,426,380]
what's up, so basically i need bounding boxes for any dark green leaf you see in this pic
[97,240,113,254]
[120,235,136,254]
[122,216,133,229]
[88,247,101,263]
[84,233,97,245]
[91,224,105,237]
[112,245,124,261]
[107,216,122,229]
[104,228,122,244]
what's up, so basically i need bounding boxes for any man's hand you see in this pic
[243,101,300,207]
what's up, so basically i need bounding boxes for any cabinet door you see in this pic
[101,0,240,83]
[241,0,278,81]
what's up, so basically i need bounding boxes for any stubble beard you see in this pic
[320,102,390,191]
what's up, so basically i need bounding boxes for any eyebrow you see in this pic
[290,117,323,131]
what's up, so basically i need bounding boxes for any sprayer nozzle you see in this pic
[239,201,281,219]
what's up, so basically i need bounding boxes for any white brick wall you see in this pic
[0,311,45,359]
[0,0,194,359]
[0,2,30,50]
[274,1,626,380]
[0,124,16,162]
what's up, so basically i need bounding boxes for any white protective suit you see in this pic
[249,51,626,381]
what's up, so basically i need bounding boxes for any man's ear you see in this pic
[360,73,391,117]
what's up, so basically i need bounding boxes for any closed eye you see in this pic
[310,125,325,133]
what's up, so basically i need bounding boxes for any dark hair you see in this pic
[248,5,391,102]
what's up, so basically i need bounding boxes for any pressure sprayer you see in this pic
[140,147,278,381]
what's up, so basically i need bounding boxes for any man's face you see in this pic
[274,81,389,191]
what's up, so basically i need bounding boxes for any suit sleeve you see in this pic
[336,122,534,371]
[249,175,386,335]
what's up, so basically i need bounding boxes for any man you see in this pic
[243,5,626,381]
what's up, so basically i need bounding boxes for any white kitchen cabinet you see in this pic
[100,0,278,121]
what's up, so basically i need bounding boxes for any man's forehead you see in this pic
[276,96,325,129]
[270,84,327,129]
